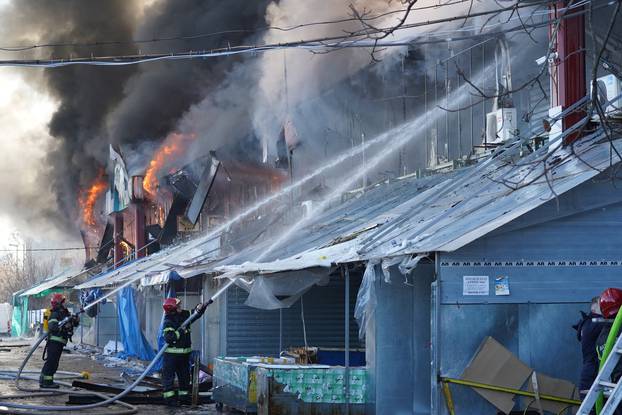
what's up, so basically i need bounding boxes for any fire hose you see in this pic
[0,277,238,414]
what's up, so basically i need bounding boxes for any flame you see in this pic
[79,168,107,227]
[143,132,196,196]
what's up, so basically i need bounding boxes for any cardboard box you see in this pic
[461,337,578,414]
[461,337,533,414]
[526,371,579,415]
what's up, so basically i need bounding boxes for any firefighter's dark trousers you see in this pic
[41,340,64,383]
[162,351,191,400]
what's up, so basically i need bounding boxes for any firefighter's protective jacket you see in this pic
[162,307,205,354]
[47,307,77,345]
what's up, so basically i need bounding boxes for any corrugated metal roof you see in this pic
[214,129,622,275]
[361,131,621,257]
[76,128,621,287]
[20,268,82,297]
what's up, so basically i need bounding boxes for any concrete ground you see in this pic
[0,338,228,415]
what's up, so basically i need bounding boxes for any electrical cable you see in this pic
[0,0,474,52]
[300,295,309,364]
[0,0,596,68]
[0,247,98,252]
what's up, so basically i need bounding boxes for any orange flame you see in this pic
[79,168,107,227]
[143,132,196,195]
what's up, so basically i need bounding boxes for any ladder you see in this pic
[578,331,622,415]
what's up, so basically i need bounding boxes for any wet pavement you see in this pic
[0,339,228,414]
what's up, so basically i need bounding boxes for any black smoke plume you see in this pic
[1,0,270,232]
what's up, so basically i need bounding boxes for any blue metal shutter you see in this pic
[225,274,362,356]
[282,275,362,350]
[225,284,281,356]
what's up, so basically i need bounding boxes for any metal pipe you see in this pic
[201,277,206,362]
[401,56,407,175]
[440,377,582,406]
[114,301,118,354]
[279,308,283,354]
[482,42,486,148]
[345,266,351,415]
[424,55,429,168]
[457,54,463,158]
[435,63,439,165]
[470,47,474,153]
[445,59,449,161]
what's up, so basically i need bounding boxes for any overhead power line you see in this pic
[0,1,597,69]
[0,247,94,252]
[0,0,473,52]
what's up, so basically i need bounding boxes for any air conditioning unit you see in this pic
[592,74,622,118]
[486,108,518,144]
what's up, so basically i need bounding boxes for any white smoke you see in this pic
[251,0,482,160]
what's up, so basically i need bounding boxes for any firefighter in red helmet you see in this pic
[600,288,622,320]
[160,297,211,406]
[39,294,79,388]
[595,288,622,413]
[596,289,622,361]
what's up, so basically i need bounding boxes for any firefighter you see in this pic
[596,288,622,414]
[161,297,210,406]
[574,296,604,397]
[39,294,79,388]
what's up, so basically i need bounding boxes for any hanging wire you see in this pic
[301,294,309,364]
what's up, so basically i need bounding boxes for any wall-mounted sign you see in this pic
[495,276,510,296]
[463,275,489,296]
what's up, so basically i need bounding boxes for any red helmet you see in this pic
[163,298,181,313]
[51,294,66,308]
[600,288,622,319]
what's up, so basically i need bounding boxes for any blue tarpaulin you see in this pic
[117,287,155,361]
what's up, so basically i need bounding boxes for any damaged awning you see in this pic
[20,268,84,297]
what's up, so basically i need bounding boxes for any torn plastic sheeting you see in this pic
[215,239,359,276]
[238,269,330,310]
[354,260,379,340]
[381,257,402,283]
[380,254,427,284]
[140,267,186,287]
[398,253,427,275]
